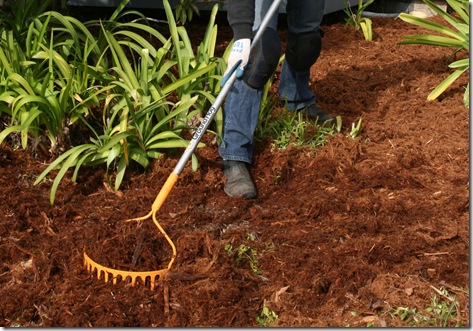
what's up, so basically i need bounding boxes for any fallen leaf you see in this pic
[274,285,290,303]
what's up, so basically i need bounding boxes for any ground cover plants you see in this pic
[0,0,469,327]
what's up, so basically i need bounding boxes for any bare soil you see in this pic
[0,12,469,327]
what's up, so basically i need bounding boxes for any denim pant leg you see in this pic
[279,0,325,110]
[253,0,280,31]
[218,0,277,164]
[218,79,262,164]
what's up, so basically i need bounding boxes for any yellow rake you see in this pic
[83,0,283,289]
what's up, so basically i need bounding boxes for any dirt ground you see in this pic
[0,9,469,327]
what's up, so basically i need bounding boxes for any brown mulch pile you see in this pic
[0,11,469,327]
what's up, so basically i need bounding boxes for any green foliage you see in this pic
[256,306,278,327]
[399,0,469,107]
[343,0,375,41]
[254,53,339,150]
[255,54,284,140]
[33,97,203,204]
[389,287,463,327]
[0,0,225,204]
[425,287,462,327]
[0,0,51,42]
[262,111,338,151]
[348,117,362,139]
[253,53,342,153]
[0,9,106,152]
[174,0,200,25]
[225,239,262,275]
[225,232,274,276]
[255,55,342,152]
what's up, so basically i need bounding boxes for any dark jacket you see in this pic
[226,0,256,40]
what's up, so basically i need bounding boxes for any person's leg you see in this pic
[219,0,282,198]
[218,80,262,164]
[252,0,280,31]
[218,79,261,198]
[279,0,334,124]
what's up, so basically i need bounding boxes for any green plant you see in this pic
[225,243,262,275]
[254,54,284,140]
[225,232,271,275]
[391,306,425,324]
[267,112,338,150]
[0,0,225,204]
[343,0,375,41]
[426,286,461,327]
[33,1,223,204]
[389,287,462,326]
[0,0,50,42]
[0,8,106,152]
[34,97,202,204]
[174,0,200,25]
[348,117,362,139]
[254,52,341,149]
[256,306,278,327]
[399,0,469,107]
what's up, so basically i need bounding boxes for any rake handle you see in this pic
[172,0,284,176]
[84,1,284,288]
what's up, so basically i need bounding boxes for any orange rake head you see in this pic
[83,252,169,290]
[84,174,178,290]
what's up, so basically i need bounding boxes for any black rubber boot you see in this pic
[223,160,257,199]
[299,103,335,126]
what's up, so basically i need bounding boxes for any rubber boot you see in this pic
[223,160,257,199]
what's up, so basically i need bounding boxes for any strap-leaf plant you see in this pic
[399,0,469,107]
[31,0,223,204]
[342,0,375,41]
[0,0,224,204]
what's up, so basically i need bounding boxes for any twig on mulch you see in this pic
[132,229,146,266]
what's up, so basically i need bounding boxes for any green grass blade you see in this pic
[449,58,469,69]
[360,18,372,41]
[163,0,184,75]
[147,139,204,150]
[34,144,94,185]
[114,30,158,57]
[200,4,218,56]
[97,131,133,153]
[399,13,465,41]
[145,130,182,145]
[0,47,13,76]
[162,63,216,94]
[103,30,140,90]
[114,155,127,191]
[128,146,150,168]
[399,35,466,48]
[446,0,469,24]
[8,73,36,95]
[425,0,467,26]
[427,66,468,101]
[109,0,131,22]
[0,125,21,145]
[118,22,167,45]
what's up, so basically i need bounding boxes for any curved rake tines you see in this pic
[84,174,178,290]
[84,252,168,290]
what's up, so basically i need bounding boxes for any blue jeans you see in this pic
[219,0,326,164]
